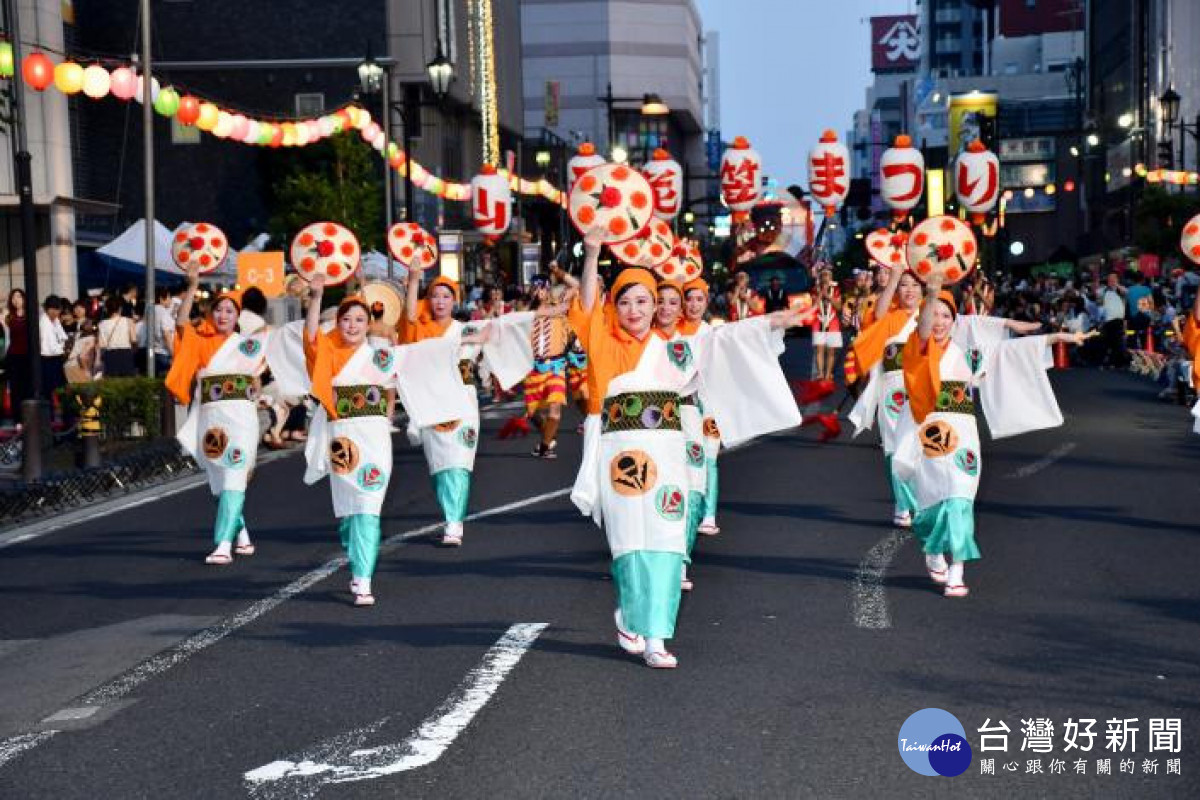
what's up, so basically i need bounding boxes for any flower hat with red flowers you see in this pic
[171,222,229,274]
[568,163,654,245]
[905,215,977,285]
[290,221,361,286]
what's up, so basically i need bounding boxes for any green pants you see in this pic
[703,459,719,519]
[912,498,981,562]
[433,468,471,523]
[686,490,705,562]
[338,514,382,579]
[612,550,684,639]
[213,490,245,546]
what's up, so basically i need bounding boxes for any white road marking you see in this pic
[853,528,910,630]
[41,706,101,723]
[244,623,547,797]
[1004,441,1076,479]
[0,731,59,769]
[0,489,570,769]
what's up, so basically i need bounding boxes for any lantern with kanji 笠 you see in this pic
[641,148,683,221]
[567,143,606,191]
[954,139,1000,224]
[720,136,761,219]
[807,129,850,217]
[471,164,512,238]
[880,134,925,222]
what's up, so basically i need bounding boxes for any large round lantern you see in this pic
[0,41,14,78]
[807,129,850,217]
[641,148,683,221]
[954,139,1001,224]
[720,136,762,219]
[880,134,925,222]
[567,143,606,191]
[471,164,512,238]
[153,86,180,118]
[21,52,54,91]
[176,95,201,126]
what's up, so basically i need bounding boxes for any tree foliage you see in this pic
[263,134,385,252]
[1134,185,1200,258]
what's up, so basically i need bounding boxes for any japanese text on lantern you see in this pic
[648,168,680,216]
[810,150,847,200]
[721,159,758,205]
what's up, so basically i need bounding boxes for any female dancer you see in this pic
[849,266,923,527]
[400,268,534,546]
[166,265,267,565]
[894,274,1084,597]
[811,266,843,382]
[570,232,813,668]
[297,274,474,605]
[679,277,722,536]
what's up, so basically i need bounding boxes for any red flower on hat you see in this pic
[936,243,955,260]
[189,236,205,251]
[317,240,335,257]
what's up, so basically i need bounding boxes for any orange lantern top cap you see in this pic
[652,148,670,160]
[821,129,838,142]
[895,134,912,148]
[732,136,750,149]
[967,139,987,153]
[578,142,596,156]
[480,163,497,175]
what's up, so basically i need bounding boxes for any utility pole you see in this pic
[141,0,157,377]
[3,0,46,481]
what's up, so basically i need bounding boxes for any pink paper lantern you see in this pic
[109,66,137,101]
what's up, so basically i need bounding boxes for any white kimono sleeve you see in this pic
[848,364,883,436]
[954,314,1010,372]
[694,316,803,447]
[476,312,535,391]
[391,334,472,428]
[265,320,312,398]
[980,334,1064,439]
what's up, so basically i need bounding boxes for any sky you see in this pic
[694,0,916,184]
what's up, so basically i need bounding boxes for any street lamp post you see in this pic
[359,41,454,276]
[597,83,669,163]
[1159,85,1200,178]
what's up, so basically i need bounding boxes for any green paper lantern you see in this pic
[0,41,14,78]
[153,85,180,117]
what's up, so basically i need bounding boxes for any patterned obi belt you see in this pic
[334,384,389,419]
[458,359,475,386]
[567,350,587,370]
[602,390,683,433]
[200,374,257,404]
[935,380,975,414]
[883,343,904,373]
[533,356,567,373]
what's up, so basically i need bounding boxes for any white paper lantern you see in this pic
[641,148,683,221]
[807,129,850,216]
[954,140,1001,223]
[720,135,761,216]
[880,134,925,221]
[471,164,513,237]
[567,143,606,190]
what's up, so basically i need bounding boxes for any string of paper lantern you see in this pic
[0,45,565,206]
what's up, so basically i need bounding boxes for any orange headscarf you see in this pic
[164,291,243,406]
[399,276,461,343]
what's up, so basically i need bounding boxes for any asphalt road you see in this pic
[0,342,1198,799]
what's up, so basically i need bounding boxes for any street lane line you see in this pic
[0,488,570,769]
[244,623,548,796]
[853,528,910,630]
[0,731,59,769]
[1004,441,1076,479]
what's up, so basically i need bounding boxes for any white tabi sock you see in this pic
[236,528,252,547]
[645,637,667,654]
[946,560,965,586]
[925,553,947,573]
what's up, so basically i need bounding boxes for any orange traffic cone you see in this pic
[1053,340,1070,369]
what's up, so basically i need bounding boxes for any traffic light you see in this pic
[1157,139,1175,169]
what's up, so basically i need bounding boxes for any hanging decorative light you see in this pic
[81,64,111,99]
[109,66,137,100]
[21,52,55,91]
[52,61,85,95]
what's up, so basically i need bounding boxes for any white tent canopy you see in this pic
[96,220,239,278]
[361,250,407,281]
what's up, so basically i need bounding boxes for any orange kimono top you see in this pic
[165,323,230,406]
[900,333,948,425]
[853,307,914,375]
[304,329,360,419]
[1184,316,1200,387]
[398,311,452,344]
[567,297,652,415]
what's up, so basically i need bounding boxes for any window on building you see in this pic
[294,93,325,117]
